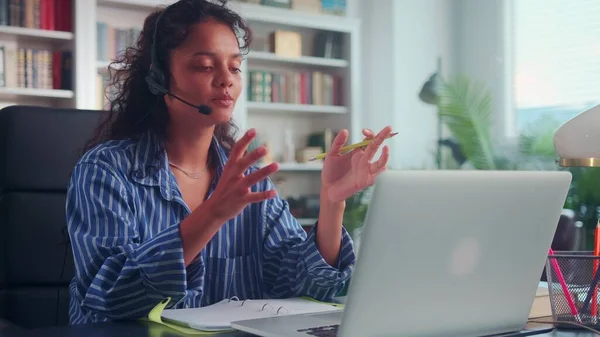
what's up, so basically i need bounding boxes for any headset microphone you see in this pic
[198,104,212,115]
[145,3,212,116]
[164,91,213,115]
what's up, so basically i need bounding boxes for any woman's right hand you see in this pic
[180,128,279,265]
[204,128,279,225]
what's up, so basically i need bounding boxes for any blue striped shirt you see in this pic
[66,130,355,324]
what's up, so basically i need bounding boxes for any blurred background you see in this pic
[355,0,600,252]
[1,0,598,249]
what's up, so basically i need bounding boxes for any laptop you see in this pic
[231,170,571,337]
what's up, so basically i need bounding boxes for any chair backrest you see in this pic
[0,105,103,328]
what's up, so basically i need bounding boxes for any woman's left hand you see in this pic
[321,126,392,203]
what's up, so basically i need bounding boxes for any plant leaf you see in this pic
[518,116,560,158]
[438,76,496,170]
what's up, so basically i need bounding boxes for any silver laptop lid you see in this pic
[339,170,571,337]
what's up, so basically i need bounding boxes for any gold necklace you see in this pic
[168,162,209,179]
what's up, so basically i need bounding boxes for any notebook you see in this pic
[160,297,343,332]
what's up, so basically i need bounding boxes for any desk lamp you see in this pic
[419,57,443,169]
[554,104,600,167]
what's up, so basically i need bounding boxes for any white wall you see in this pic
[358,1,397,165]
[358,0,512,169]
[359,0,456,169]
[452,0,514,141]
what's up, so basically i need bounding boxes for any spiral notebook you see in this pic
[160,297,343,332]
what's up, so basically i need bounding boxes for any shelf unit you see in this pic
[235,1,359,199]
[298,218,318,226]
[0,87,74,99]
[0,26,74,40]
[0,20,76,109]
[246,102,348,114]
[247,50,349,68]
[263,162,323,172]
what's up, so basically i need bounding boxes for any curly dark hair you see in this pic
[84,0,252,153]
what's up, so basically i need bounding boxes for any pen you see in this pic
[581,222,600,315]
[582,265,600,313]
[548,248,582,323]
[594,221,600,317]
[308,132,398,161]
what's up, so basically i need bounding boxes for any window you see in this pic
[513,0,600,133]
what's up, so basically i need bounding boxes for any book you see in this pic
[160,297,342,332]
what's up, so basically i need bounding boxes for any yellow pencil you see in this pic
[308,132,398,161]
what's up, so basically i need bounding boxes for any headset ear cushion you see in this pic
[146,67,167,96]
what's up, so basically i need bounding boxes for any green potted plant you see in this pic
[343,186,372,248]
[436,74,600,248]
[437,75,557,170]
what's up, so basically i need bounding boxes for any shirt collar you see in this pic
[130,130,230,199]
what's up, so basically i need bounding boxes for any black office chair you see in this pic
[0,105,103,329]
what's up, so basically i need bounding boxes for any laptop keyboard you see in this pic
[297,324,339,336]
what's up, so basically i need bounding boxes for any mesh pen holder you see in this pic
[545,251,600,329]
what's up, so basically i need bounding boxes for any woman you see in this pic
[67,0,391,324]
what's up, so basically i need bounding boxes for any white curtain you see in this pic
[513,0,600,109]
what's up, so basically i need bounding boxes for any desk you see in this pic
[0,321,251,337]
[0,321,598,337]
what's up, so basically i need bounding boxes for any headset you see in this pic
[145,1,212,115]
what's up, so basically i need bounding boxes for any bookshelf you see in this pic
[0,0,360,225]
[247,102,348,114]
[263,162,323,171]
[0,1,75,110]
[0,25,73,40]
[0,86,73,98]
[247,50,349,68]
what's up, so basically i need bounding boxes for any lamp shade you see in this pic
[554,103,600,167]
